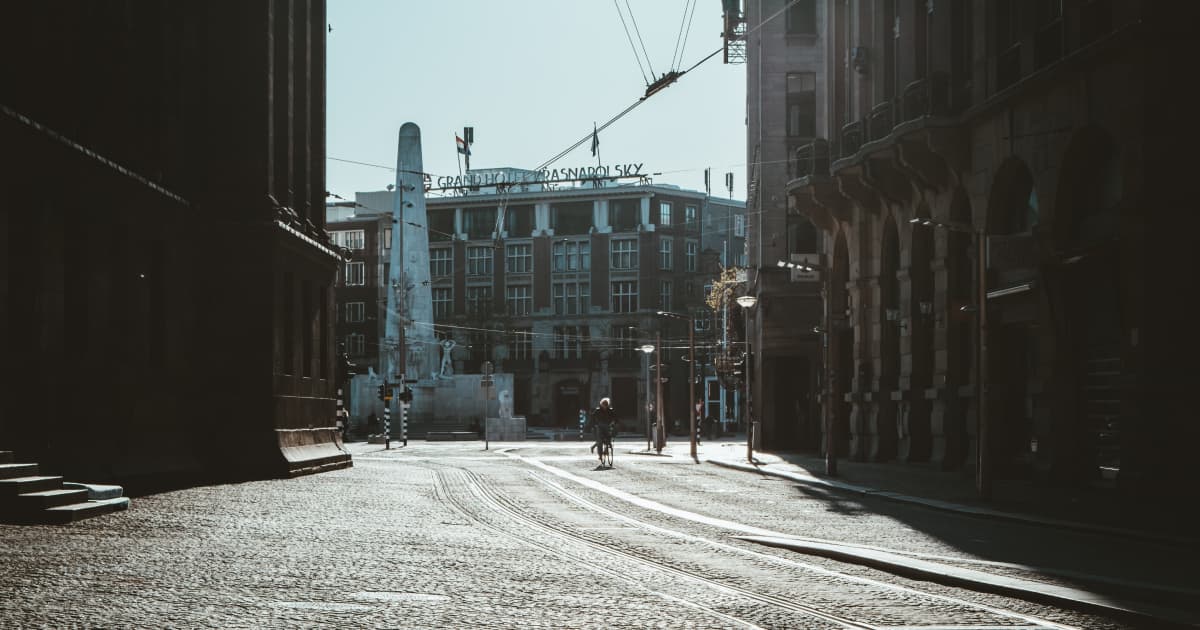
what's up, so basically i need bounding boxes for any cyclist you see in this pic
[588,397,618,462]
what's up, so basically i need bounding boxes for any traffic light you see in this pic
[397,387,413,403]
[377,384,387,401]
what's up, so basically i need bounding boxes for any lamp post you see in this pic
[655,330,664,453]
[658,311,697,462]
[735,294,758,462]
[908,217,989,500]
[639,342,655,451]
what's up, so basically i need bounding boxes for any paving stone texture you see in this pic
[2,439,1188,629]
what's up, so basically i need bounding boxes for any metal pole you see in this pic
[745,307,753,463]
[656,331,664,454]
[645,351,652,451]
[824,272,837,476]
[976,229,991,499]
[383,380,391,450]
[688,320,697,461]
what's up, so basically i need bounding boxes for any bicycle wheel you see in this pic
[601,441,614,467]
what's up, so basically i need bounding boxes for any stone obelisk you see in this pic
[385,123,436,386]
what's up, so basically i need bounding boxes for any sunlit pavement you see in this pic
[1,438,1191,629]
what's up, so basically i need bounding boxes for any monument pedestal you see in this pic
[486,416,526,442]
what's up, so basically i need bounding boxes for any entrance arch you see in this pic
[830,231,852,457]
[985,157,1039,478]
[904,204,935,461]
[1051,126,1127,484]
[875,214,901,461]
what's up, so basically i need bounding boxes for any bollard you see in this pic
[384,405,391,450]
[400,402,408,446]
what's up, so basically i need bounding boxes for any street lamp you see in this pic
[639,343,655,451]
[908,217,990,499]
[735,294,758,462]
[658,310,697,462]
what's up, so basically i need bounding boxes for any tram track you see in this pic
[434,466,878,629]
[431,463,1084,629]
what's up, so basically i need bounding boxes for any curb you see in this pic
[736,535,1199,628]
[707,459,1195,547]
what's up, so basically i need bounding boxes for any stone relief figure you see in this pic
[497,389,514,420]
[439,338,456,378]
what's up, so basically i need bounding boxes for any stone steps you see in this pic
[0,455,130,525]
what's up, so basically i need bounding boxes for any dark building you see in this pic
[1,1,348,489]
[742,0,1200,498]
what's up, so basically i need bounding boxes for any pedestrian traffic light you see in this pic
[339,353,357,384]
[377,384,386,401]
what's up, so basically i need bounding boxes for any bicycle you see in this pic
[597,436,614,468]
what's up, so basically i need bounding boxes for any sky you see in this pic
[326,0,747,201]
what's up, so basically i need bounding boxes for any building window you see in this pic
[428,209,455,242]
[553,280,590,316]
[506,243,532,273]
[430,248,452,277]
[511,327,532,360]
[611,280,639,313]
[786,0,817,35]
[786,72,817,138]
[608,199,640,231]
[615,325,639,358]
[552,201,593,234]
[345,333,365,356]
[660,280,672,312]
[610,238,638,270]
[382,228,392,250]
[506,284,532,316]
[432,287,452,318]
[331,230,365,250]
[553,239,590,272]
[505,205,534,236]
[464,207,495,240]
[553,325,589,359]
[734,214,746,237]
[787,215,818,255]
[659,201,672,226]
[343,261,365,286]
[685,205,697,226]
[659,238,673,270]
[345,302,365,323]
[467,245,493,276]
[466,285,493,317]
[685,241,697,272]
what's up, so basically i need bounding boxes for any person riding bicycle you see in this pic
[588,397,618,455]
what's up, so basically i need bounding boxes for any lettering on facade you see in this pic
[434,163,645,190]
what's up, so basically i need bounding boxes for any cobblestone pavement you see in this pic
[0,439,1178,628]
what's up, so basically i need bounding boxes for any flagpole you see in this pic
[593,122,601,169]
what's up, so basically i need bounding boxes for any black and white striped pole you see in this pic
[381,380,392,450]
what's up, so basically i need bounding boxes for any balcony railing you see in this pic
[793,139,831,179]
[867,100,894,143]
[839,120,864,159]
[900,72,954,124]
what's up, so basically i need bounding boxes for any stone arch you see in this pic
[943,188,973,468]
[903,202,935,462]
[829,229,852,457]
[874,212,901,461]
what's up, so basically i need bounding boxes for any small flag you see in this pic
[456,134,470,156]
[590,123,599,157]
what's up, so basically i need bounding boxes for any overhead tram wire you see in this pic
[623,0,656,79]
[678,0,699,68]
[614,0,650,86]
